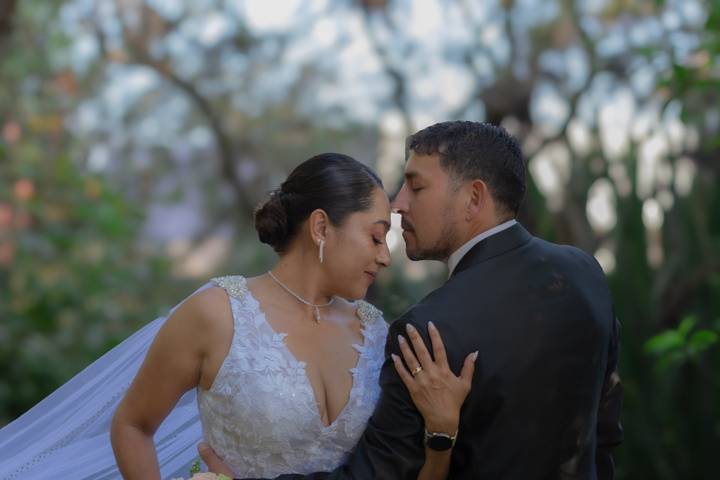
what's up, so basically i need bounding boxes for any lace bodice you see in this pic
[196,275,388,477]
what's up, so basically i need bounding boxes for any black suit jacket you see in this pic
[242,224,623,480]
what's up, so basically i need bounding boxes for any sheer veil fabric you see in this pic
[0,283,216,480]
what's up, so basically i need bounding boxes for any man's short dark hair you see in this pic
[406,121,526,216]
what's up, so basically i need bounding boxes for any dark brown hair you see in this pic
[255,153,383,253]
[407,121,526,216]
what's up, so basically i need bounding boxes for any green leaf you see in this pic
[677,316,697,340]
[189,459,201,475]
[688,330,719,355]
[671,64,690,90]
[644,330,684,355]
[707,5,720,31]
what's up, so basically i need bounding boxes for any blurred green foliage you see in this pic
[0,0,190,424]
[0,155,178,423]
[645,316,719,370]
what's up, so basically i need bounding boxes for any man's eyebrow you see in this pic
[404,171,419,180]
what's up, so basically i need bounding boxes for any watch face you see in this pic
[427,435,454,451]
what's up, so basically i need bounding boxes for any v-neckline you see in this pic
[244,286,368,430]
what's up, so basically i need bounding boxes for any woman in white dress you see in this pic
[0,153,472,479]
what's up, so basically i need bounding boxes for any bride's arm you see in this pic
[111,287,226,479]
[391,322,476,480]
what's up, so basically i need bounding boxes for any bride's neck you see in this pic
[270,247,333,305]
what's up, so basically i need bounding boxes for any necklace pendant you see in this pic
[267,271,333,324]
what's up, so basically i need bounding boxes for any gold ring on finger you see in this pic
[411,366,423,377]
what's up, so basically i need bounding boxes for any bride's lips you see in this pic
[364,271,377,282]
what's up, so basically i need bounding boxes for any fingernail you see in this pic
[391,353,399,362]
[428,321,436,330]
[406,324,415,333]
[397,334,405,344]
[472,351,479,361]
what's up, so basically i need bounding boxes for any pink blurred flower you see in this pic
[2,121,21,143]
[0,242,15,266]
[13,179,34,201]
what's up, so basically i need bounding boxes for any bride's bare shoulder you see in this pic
[168,280,237,341]
[188,285,233,315]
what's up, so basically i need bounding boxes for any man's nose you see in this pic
[391,185,408,213]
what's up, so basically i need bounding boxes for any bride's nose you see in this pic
[377,243,391,268]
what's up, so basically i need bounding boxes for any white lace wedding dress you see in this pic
[0,276,387,479]
[199,275,388,477]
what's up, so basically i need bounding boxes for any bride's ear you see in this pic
[308,209,330,245]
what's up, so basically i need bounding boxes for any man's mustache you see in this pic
[401,220,414,232]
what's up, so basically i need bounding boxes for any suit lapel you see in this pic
[450,223,533,278]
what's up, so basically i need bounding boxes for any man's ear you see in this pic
[466,179,489,220]
[308,209,329,245]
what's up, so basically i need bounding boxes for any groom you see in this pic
[203,121,623,479]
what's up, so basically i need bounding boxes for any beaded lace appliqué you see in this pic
[197,275,387,477]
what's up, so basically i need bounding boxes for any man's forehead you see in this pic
[404,151,442,178]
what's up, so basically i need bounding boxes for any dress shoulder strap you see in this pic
[355,300,384,326]
[210,275,248,302]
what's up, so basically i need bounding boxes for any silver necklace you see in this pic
[268,271,334,323]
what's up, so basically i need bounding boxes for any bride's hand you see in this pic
[197,442,234,478]
[392,322,477,434]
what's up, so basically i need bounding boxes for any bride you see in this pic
[0,153,473,479]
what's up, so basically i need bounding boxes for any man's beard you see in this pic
[406,214,458,262]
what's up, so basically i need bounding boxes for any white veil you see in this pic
[0,283,216,480]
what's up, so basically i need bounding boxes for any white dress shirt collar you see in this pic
[447,219,518,277]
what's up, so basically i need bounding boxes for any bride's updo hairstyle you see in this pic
[255,153,384,254]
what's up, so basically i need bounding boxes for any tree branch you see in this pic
[110,1,256,219]
[359,7,413,134]
[0,0,17,50]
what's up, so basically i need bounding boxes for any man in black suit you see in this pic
[204,121,623,479]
